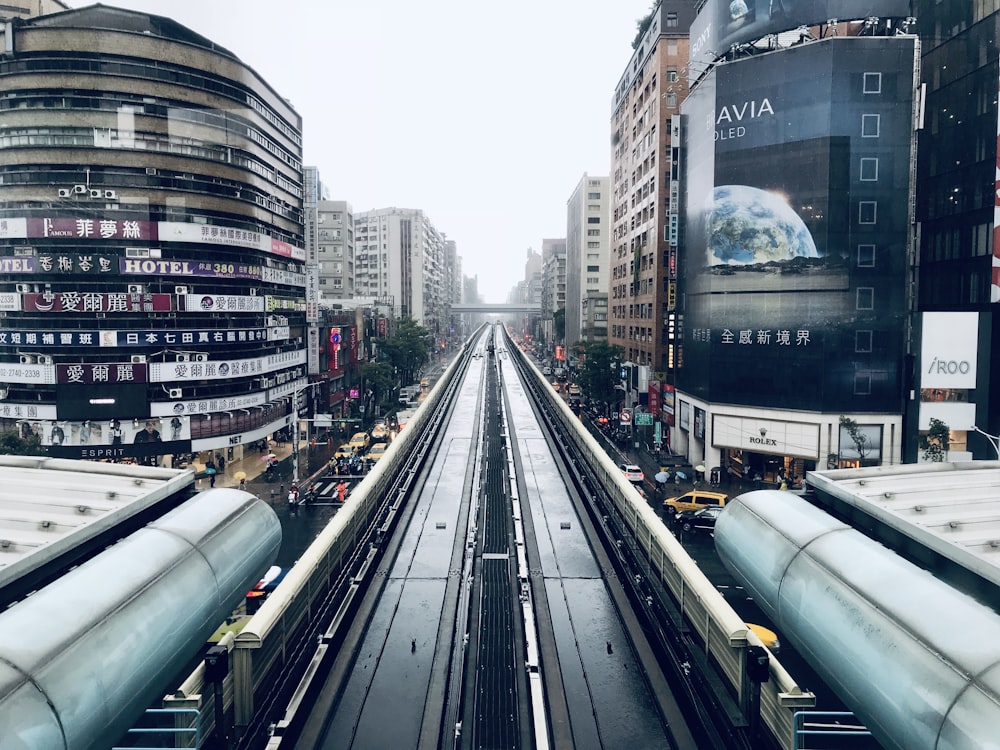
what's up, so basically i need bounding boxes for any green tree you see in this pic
[0,428,46,456]
[577,342,624,415]
[376,317,430,385]
[920,417,950,462]
[839,416,873,463]
[361,361,396,417]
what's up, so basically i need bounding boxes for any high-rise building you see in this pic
[540,238,566,351]
[0,6,307,466]
[674,4,917,480]
[609,2,698,379]
[353,208,446,334]
[909,1,1000,461]
[566,174,610,348]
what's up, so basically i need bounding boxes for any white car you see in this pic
[619,463,644,484]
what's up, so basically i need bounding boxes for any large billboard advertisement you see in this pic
[680,37,918,412]
[689,0,912,80]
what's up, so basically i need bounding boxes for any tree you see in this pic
[920,417,950,462]
[0,428,46,457]
[632,3,658,49]
[839,416,873,463]
[361,361,396,417]
[576,342,624,415]
[376,317,430,385]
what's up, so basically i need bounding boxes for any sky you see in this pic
[68,0,657,301]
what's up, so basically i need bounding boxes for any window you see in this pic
[587,217,601,224]
[861,114,880,137]
[856,330,873,353]
[667,68,679,82]
[859,201,877,224]
[863,72,882,94]
[665,92,677,108]
[587,265,600,272]
[666,12,677,27]
[587,192,601,199]
[857,244,876,267]
[856,287,874,310]
[859,157,879,181]
[854,372,872,396]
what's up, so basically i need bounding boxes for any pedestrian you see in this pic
[209,472,216,488]
[239,477,247,490]
[287,487,297,506]
[336,480,347,503]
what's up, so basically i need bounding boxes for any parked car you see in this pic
[619,463,644,483]
[675,505,724,535]
[663,489,728,518]
[348,431,371,451]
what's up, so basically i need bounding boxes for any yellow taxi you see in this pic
[368,442,388,461]
[348,431,370,451]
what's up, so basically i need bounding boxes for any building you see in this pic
[353,207,447,334]
[539,238,566,353]
[909,1,1000,462]
[673,3,917,482]
[608,2,698,381]
[566,174,610,348]
[0,6,307,467]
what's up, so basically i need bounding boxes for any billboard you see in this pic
[689,0,912,80]
[680,37,918,412]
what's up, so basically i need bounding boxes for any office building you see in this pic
[566,174,610,348]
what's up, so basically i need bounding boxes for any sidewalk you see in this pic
[192,440,337,495]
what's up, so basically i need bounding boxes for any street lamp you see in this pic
[970,425,1000,460]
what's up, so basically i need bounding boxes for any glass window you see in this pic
[860,157,878,181]
[856,330,873,353]
[861,114,880,137]
[859,201,877,224]
[854,372,872,396]
[856,287,874,310]
[863,72,882,94]
[857,244,876,267]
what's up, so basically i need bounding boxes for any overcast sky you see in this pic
[70,1,656,301]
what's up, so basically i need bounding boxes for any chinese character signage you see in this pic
[56,362,147,384]
[22,292,172,313]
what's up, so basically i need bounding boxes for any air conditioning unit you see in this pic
[125,248,149,258]
[57,188,71,198]
[72,185,87,194]
[0,388,7,400]
[130,355,147,364]
[36,355,53,365]
[19,355,35,364]
[266,316,279,326]
[174,286,189,295]
[13,246,34,257]
[249,288,258,296]
[89,189,102,199]
[175,354,190,362]
[168,388,183,399]
[15,283,29,293]
[104,190,117,199]
[145,167,157,175]
[127,284,144,294]
[193,353,208,362]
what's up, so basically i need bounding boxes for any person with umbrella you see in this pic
[205,464,217,487]
[235,470,247,490]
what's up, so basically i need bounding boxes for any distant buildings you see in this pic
[566,174,610,347]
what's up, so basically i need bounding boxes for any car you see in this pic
[663,489,728,518]
[367,442,388,461]
[567,384,581,396]
[333,443,353,460]
[747,623,781,653]
[420,377,430,388]
[619,463,644,483]
[675,505,724,535]
[348,431,370,451]
[370,422,389,440]
[542,366,552,376]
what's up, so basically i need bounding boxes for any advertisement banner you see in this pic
[681,38,917,412]
[120,257,263,279]
[994,59,1000,303]
[27,217,157,240]
[0,291,22,311]
[0,403,57,421]
[178,294,266,313]
[22,292,172,313]
[150,391,267,418]
[56,362,147,385]
[0,362,55,384]
[920,312,979,389]
[689,0,912,83]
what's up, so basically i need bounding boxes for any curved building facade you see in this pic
[0,5,306,465]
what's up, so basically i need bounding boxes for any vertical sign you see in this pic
[993,61,1000,302]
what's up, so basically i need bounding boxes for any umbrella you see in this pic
[655,471,670,484]
[261,453,277,461]
[205,466,216,475]
[234,471,247,481]
[695,464,706,473]
[675,470,687,480]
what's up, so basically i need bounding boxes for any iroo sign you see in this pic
[921,312,979,389]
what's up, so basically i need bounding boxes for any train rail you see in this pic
[162,323,814,749]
